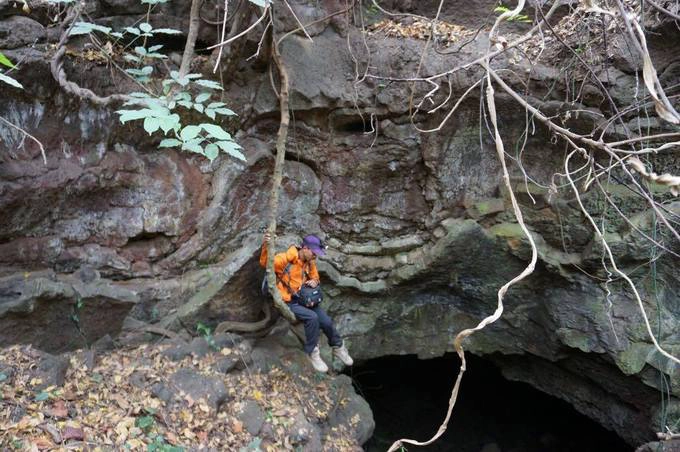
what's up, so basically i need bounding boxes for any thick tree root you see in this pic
[214,302,273,334]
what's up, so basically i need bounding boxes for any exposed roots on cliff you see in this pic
[214,302,273,335]
[365,1,680,450]
[50,6,131,107]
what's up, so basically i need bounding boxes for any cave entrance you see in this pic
[349,353,630,452]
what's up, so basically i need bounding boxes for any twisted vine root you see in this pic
[214,302,273,334]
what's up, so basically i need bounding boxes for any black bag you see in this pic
[295,285,323,308]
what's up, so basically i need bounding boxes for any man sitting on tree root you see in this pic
[260,233,353,373]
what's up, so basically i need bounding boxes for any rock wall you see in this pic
[1,0,679,446]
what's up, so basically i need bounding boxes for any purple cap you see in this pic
[301,234,326,256]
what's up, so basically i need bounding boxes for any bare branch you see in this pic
[212,0,230,73]
[647,0,680,22]
[283,0,313,42]
[564,149,680,367]
[206,4,270,50]
[0,115,47,164]
[614,0,680,124]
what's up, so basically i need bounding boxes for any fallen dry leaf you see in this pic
[45,400,68,419]
[62,426,85,441]
[232,419,243,433]
[33,437,53,450]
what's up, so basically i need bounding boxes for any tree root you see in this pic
[214,302,273,334]
[139,325,182,341]
[263,7,296,323]
[50,6,129,106]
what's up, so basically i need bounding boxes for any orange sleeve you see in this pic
[260,242,291,275]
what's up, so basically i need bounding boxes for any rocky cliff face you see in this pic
[1,0,679,446]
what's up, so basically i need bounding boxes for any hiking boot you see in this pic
[308,346,328,373]
[332,342,354,366]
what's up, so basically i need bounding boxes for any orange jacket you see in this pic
[260,242,320,302]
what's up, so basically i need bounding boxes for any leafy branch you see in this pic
[116,73,244,162]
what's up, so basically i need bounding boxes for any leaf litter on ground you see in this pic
[0,341,361,451]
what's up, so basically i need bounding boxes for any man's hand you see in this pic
[263,232,272,242]
[305,279,319,288]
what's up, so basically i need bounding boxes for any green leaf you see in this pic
[139,23,153,33]
[134,46,148,56]
[195,79,223,90]
[207,102,226,108]
[143,117,161,134]
[69,22,112,36]
[0,73,23,89]
[159,138,182,148]
[0,52,16,69]
[162,79,175,91]
[69,25,93,36]
[185,73,202,79]
[146,103,171,115]
[204,143,219,161]
[116,108,155,123]
[214,107,236,116]
[35,391,50,402]
[111,31,124,39]
[90,23,112,34]
[158,114,181,133]
[195,92,211,103]
[148,45,163,53]
[216,140,246,161]
[123,54,141,63]
[182,138,204,154]
[153,28,182,35]
[141,66,154,75]
[205,109,216,120]
[200,123,232,140]
[248,0,270,7]
[135,415,155,431]
[177,100,193,108]
[193,103,204,113]
[125,26,141,35]
[180,125,202,141]
[125,69,151,81]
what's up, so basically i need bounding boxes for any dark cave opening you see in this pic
[349,353,631,452]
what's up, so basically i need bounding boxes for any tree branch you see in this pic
[0,116,47,164]
[179,0,202,77]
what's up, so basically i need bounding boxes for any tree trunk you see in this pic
[179,0,202,77]
[265,15,296,322]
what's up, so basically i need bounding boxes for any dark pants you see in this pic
[289,302,342,354]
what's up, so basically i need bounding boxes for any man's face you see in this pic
[300,247,316,262]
